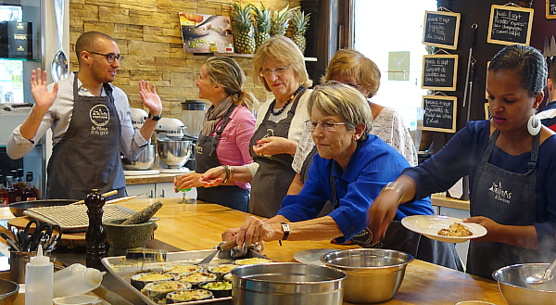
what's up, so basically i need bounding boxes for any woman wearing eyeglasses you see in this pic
[290,50,418,198]
[220,85,461,270]
[199,36,312,218]
[6,31,162,200]
[173,56,257,212]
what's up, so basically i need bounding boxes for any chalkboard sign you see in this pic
[487,5,534,46]
[421,95,457,133]
[421,54,459,91]
[548,0,556,19]
[422,11,461,50]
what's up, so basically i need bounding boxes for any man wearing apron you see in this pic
[7,31,162,200]
[467,130,542,278]
[249,88,307,218]
[195,105,250,211]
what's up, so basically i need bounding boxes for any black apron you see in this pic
[195,105,249,212]
[249,88,307,218]
[328,161,463,271]
[467,129,542,279]
[46,73,126,200]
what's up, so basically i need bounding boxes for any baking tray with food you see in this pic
[101,248,272,304]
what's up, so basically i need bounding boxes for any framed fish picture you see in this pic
[179,12,233,53]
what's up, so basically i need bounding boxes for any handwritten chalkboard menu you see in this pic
[421,55,459,91]
[421,95,457,133]
[548,0,556,19]
[487,5,534,46]
[422,11,461,50]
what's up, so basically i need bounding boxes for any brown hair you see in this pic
[75,31,116,63]
[322,49,381,98]
[205,56,257,110]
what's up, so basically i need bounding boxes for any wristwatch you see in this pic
[148,112,162,121]
[281,222,290,240]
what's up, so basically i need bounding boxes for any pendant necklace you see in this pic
[270,86,303,116]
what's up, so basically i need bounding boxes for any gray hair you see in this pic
[308,83,373,141]
[252,36,312,91]
[205,56,257,110]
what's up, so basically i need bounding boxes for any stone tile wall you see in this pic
[69,0,301,118]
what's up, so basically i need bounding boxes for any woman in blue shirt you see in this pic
[369,45,556,279]
[221,84,461,270]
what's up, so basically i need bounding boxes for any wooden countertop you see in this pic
[125,173,176,185]
[113,197,505,305]
[432,193,470,210]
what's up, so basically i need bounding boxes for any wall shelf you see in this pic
[195,52,317,62]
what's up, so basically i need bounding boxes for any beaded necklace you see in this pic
[270,86,303,116]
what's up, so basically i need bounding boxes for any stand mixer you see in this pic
[154,118,192,173]
[122,108,158,175]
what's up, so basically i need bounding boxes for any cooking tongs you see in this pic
[198,239,262,264]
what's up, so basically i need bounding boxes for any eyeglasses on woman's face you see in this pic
[306,119,347,132]
[259,64,290,78]
[88,51,124,63]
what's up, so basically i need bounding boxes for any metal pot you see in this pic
[156,139,192,169]
[231,262,346,305]
[122,144,156,170]
[493,263,556,305]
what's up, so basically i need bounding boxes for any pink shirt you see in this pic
[211,105,256,190]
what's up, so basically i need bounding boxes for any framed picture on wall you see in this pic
[547,0,556,19]
[422,10,461,50]
[179,12,233,53]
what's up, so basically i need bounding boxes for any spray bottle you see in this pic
[25,245,53,305]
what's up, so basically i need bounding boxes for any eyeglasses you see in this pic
[88,51,124,63]
[327,80,362,89]
[306,120,347,132]
[259,65,290,77]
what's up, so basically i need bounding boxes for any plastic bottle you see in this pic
[25,245,53,305]
[53,263,105,297]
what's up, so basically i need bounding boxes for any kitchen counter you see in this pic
[0,197,504,304]
[116,197,504,304]
[125,173,176,185]
[431,193,470,210]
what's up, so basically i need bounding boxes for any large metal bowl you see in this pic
[321,248,413,303]
[122,144,156,170]
[0,278,19,305]
[493,263,556,305]
[156,139,192,169]
[231,262,346,305]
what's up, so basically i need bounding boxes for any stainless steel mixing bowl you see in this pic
[321,248,413,303]
[156,139,192,169]
[0,279,19,305]
[231,262,346,305]
[493,263,556,305]
[122,144,156,170]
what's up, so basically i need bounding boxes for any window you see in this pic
[354,0,437,134]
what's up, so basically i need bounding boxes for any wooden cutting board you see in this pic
[8,216,86,248]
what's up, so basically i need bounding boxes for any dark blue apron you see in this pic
[248,88,306,217]
[46,73,126,200]
[467,129,541,279]
[195,105,249,211]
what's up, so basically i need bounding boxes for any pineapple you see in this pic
[252,3,271,50]
[290,10,311,54]
[231,3,256,54]
[269,5,298,37]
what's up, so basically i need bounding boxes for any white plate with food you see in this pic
[401,215,487,243]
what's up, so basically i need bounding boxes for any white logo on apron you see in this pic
[488,181,512,204]
[89,104,110,136]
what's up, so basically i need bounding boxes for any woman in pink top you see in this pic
[174,56,257,211]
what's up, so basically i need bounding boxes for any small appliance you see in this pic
[154,118,192,173]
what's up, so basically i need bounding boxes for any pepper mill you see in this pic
[85,189,108,270]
